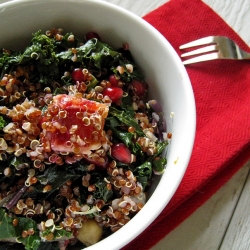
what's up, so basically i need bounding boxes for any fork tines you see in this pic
[179,36,216,49]
[179,36,220,65]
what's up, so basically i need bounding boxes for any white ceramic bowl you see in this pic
[0,0,196,249]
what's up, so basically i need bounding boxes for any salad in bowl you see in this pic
[0,28,169,250]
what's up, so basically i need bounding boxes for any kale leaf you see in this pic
[93,180,113,202]
[133,161,152,190]
[0,208,41,250]
[148,141,168,160]
[148,141,168,174]
[0,208,19,239]
[108,126,143,159]
[152,157,167,174]
[57,38,119,69]
[0,49,20,78]
[17,218,41,250]
[111,57,144,82]
[108,106,144,137]
[24,165,79,200]
[24,31,59,84]
[10,155,31,168]
[0,115,6,130]
[0,31,60,84]
[56,38,144,82]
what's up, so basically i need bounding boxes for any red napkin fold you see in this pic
[123,0,250,249]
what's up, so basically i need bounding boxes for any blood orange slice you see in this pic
[42,94,109,156]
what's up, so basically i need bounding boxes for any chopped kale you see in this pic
[0,28,169,250]
[25,165,80,200]
[108,106,144,136]
[0,115,6,130]
[0,208,41,250]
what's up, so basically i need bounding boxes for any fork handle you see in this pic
[236,46,250,59]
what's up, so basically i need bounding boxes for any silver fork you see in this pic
[179,36,250,65]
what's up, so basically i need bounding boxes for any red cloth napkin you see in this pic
[122,0,250,249]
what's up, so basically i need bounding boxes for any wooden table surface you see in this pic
[102,0,250,249]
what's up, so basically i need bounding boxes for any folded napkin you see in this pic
[122,0,250,249]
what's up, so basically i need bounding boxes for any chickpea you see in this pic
[76,219,103,246]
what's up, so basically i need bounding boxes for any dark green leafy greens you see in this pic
[0,208,41,250]
[57,38,144,82]
[0,31,59,84]
[41,228,71,241]
[0,28,168,250]
[108,106,144,136]
[24,165,80,200]
[94,179,113,202]
[10,155,31,168]
[0,31,143,88]
[0,115,6,130]
[57,38,119,68]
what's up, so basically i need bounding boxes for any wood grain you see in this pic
[220,162,250,250]
[151,162,250,250]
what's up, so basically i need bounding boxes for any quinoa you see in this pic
[0,28,168,250]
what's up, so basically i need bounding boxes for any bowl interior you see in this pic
[0,0,196,249]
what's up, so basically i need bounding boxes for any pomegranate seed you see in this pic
[131,79,146,96]
[72,68,84,83]
[86,32,100,41]
[111,143,131,164]
[109,74,119,87]
[103,87,123,103]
